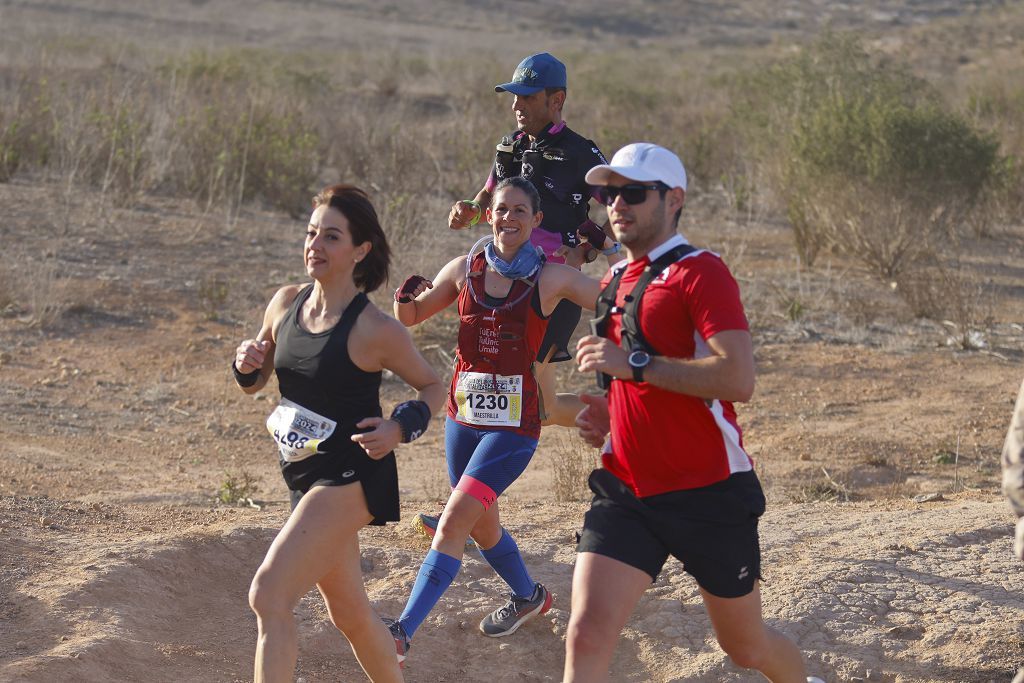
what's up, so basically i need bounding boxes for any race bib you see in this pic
[454,372,523,427]
[266,398,337,462]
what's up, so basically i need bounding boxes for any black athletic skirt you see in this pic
[282,447,400,526]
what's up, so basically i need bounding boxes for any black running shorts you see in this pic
[284,448,400,526]
[576,468,766,598]
[537,299,582,363]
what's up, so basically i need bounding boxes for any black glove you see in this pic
[394,275,428,304]
[576,220,607,249]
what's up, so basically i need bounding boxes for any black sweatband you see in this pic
[390,400,431,443]
[233,362,260,387]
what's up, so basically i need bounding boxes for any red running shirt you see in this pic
[601,235,753,497]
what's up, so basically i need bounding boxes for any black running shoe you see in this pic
[478,582,552,637]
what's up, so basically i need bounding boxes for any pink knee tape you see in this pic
[455,475,498,510]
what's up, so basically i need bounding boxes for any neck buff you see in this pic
[484,241,543,280]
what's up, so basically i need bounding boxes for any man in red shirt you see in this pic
[567,143,820,682]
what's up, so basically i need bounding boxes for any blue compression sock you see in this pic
[398,549,461,638]
[479,528,534,598]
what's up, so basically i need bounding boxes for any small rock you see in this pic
[39,516,53,527]
[912,492,944,503]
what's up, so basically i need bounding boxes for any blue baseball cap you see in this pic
[494,53,567,95]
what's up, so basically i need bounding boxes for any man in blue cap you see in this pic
[447,52,619,429]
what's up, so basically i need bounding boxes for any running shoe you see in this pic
[478,582,552,637]
[413,513,476,548]
[382,617,410,667]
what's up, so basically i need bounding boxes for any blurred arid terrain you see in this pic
[0,1,1022,682]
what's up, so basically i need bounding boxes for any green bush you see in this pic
[732,33,1002,278]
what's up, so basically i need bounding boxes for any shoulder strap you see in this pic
[606,243,697,355]
[328,291,369,341]
[466,252,544,312]
[590,265,627,339]
[620,243,696,354]
[275,283,314,340]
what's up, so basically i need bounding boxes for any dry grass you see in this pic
[0,7,1020,478]
[550,433,599,503]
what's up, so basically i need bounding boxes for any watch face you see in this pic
[628,350,650,367]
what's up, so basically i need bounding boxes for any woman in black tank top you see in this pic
[231,184,445,682]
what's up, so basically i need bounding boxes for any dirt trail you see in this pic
[2,496,1021,682]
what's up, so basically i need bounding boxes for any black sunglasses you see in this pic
[596,183,668,206]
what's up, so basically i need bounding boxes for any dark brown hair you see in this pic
[312,184,390,293]
[492,176,541,215]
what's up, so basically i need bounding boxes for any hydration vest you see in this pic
[589,243,696,386]
[493,123,595,246]
[447,252,549,437]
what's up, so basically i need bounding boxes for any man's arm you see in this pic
[575,329,755,403]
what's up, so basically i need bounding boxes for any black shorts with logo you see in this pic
[283,447,400,526]
[576,468,766,598]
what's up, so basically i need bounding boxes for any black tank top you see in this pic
[274,284,382,454]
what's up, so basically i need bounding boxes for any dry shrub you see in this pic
[964,79,1024,236]
[21,259,71,329]
[895,256,993,349]
[792,467,853,503]
[731,33,1002,277]
[0,76,56,182]
[197,276,230,322]
[156,52,322,215]
[550,433,598,503]
[0,50,323,215]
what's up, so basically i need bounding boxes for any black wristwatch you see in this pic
[628,350,651,382]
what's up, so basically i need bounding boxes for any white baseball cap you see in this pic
[585,142,687,191]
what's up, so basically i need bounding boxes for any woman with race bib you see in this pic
[384,176,601,663]
[232,183,445,683]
